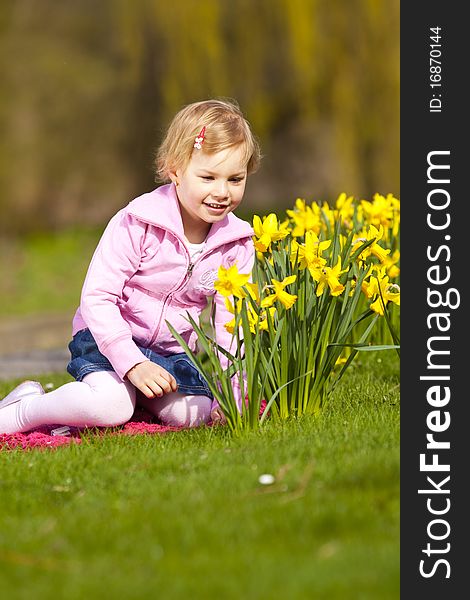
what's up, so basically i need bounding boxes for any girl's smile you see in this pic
[203,202,229,212]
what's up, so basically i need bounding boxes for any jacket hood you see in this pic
[126,183,254,250]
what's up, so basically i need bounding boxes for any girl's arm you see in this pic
[79,211,152,380]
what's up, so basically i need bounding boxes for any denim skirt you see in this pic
[67,328,212,398]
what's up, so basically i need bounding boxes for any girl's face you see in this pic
[171,145,248,243]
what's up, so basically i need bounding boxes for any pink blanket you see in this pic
[0,407,181,451]
[1,400,268,451]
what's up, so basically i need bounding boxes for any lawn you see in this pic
[0,354,399,600]
[0,227,100,318]
[1,227,400,598]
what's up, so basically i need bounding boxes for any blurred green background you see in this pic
[0,0,399,331]
[0,0,399,235]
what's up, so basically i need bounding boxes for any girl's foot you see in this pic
[0,380,45,409]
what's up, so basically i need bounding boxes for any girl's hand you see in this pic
[210,406,227,425]
[125,361,178,398]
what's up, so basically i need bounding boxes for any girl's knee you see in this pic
[95,400,135,427]
[78,395,135,428]
[157,393,211,428]
[81,372,136,427]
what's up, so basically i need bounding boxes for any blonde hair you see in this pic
[155,98,262,182]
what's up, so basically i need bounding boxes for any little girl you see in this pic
[0,98,261,434]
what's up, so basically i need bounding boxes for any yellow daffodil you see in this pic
[253,213,290,253]
[334,192,355,228]
[223,296,240,334]
[360,193,401,240]
[261,275,298,309]
[352,224,391,263]
[247,310,259,334]
[245,282,277,331]
[223,294,275,335]
[258,307,276,331]
[245,282,261,302]
[223,296,257,334]
[280,218,291,233]
[383,249,400,279]
[290,231,331,276]
[311,256,347,297]
[224,316,236,335]
[214,264,250,298]
[361,265,381,299]
[360,193,394,231]
[370,280,401,316]
[361,267,400,315]
[286,198,322,237]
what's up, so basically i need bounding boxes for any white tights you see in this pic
[0,371,212,434]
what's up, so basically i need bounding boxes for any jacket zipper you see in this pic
[186,262,195,278]
[146,227,252,348]
[147,245,198,347]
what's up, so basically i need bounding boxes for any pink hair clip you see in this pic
[193,126,206,150]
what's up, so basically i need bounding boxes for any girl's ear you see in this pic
[168,168,179,186]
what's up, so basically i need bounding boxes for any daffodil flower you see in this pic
[258,307,276,331]
[370,284,400,315]
[286,198,322,237]
[360,193,394,232]
[224,296,257,333]
[253,213,290,252]
[223,294,274,335]
[244,282,277,330]
[223,296,239,334]
[245,282,261,302]
[290,231,331,275]
[368,275,401,316]
[361,267,400,315]
[352,224,391,263]
[383,249,400,278]
[334,192,355,225]
[361,265,380,299]
[261,275,298,309]
[214,264,250,298]
[224,317,236,335]
[360,193,400,240]
[311,256,346,297]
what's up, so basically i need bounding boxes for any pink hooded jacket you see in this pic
[72,183,254,409]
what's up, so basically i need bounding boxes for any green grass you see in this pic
[0,355,399,599]
[0,228,100,317]
[1,229,399,597]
